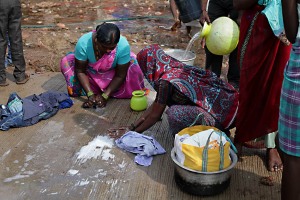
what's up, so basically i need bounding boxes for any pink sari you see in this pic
[60,48,144,98]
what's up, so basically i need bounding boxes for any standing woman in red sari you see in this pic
[233,0,292,171]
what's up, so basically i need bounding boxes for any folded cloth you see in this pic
[115,131,166,166]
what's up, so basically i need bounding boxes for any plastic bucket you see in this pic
[164,49,196,66]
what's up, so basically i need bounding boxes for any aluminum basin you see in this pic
[171,148,237,196]
[164,49,196,66]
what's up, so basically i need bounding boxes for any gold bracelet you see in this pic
[87,91,94,98]
[102,93,109,100]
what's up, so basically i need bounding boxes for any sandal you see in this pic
[0,81,9,87]
[171,20,181,31]
[16,73,30,84]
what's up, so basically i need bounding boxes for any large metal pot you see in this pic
[171,148,237,196]
[164,49,196,66]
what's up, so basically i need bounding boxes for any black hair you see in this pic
[95,22,120,45]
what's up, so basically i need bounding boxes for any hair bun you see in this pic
[96,22,106,31]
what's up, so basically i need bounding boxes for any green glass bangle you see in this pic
[87,91,94,97]
[102,93,109,100]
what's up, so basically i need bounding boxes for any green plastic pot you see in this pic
[130,90,147,111]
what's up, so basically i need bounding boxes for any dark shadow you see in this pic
[41,73,67,92]
[240,146,270,172]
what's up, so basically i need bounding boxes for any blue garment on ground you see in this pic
[115,131,166,166]
[0,91,73,131]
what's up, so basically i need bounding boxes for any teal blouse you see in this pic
[74,32,131,68]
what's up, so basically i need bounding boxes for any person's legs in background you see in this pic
[5,33,12,67]
[227,47,240,89]
[281,153,300,199]
[204,46,223,77]
[204,0,227,78]
[169,0,181,31]
[205,0,240,87]
[277,132,300,199]
[8,0,28,84]
[0,0,9,86]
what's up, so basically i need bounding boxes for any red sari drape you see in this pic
[234,5,292,143]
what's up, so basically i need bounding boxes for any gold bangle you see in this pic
[102,93,109,100]
[87,91,94,97]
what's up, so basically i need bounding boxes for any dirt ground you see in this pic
[19,0,208,74]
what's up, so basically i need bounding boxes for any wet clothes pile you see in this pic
[0,91,73,131]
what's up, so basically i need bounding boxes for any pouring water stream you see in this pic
[180,23,210,60]
[181,32,201,60]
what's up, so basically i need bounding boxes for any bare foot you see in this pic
[267,148,283,172]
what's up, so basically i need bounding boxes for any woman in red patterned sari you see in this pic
[125,44,239,135]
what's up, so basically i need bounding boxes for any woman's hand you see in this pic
[82,94,107,108]
[82,94,97,108]
[108,126,130,139]
[200,10,210,25]
[107,120,144,139]
[95,94,107,108]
